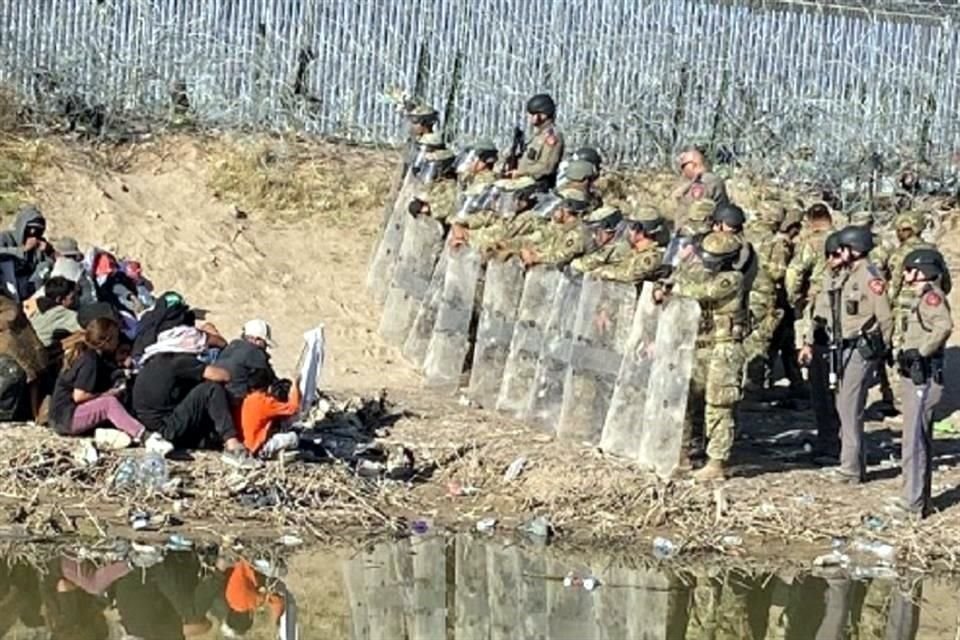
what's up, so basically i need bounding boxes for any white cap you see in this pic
[242,319,274,347]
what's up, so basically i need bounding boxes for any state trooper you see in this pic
[506,93,564,186]
[891,248,952,519]
[888,210,940,348]
[671,146,729,206]
[656,231,746,482]
[800,226,893,483]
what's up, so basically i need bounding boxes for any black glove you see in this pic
[407,198,426,217]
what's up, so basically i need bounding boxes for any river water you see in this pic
[0,534,955,639]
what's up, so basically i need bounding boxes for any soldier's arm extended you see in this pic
[916,290,953,357]
[592,249,662,283]
[533,226,586,267]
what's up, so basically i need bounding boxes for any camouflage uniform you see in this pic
[516,121,564,184]
[676,198,716,238]
[669,233,746,470]
[742,203,791,384]
[580,206,665,283]
[849,210,891,275]
[493,188,589,257]
[460,177,538,249]
[785,224,833,344]
[569,206,624,273]
[420,177,459,223]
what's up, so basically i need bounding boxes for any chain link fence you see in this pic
[3,0,960,185]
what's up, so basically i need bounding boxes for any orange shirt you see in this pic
[234,384,301,453]
[225,561,285,624]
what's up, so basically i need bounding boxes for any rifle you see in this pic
[500,125,526,177]
[827,287,843,390]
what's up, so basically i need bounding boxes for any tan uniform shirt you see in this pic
[675,171,728,205]
[516,123,564,182]
[901,284,952,358]
[807,259,893,346]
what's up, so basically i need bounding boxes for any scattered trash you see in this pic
[813,551,850,568]
[476,517,497,534]
[165,534,193,551]
[563,572,600,591]
[278,534,304,547]
[129,511,151,531]
[851,538,896,563]
[652,537,677,560]
[128,543,163,569]
[519,516,552,541]
[385,445,415,481]
[863,515,887,532]
[503,457,527,482]
[446,481,480,497]
[73,442,99,467]
[720,535,743,548]
[355,459,385,478]
[851,565,898,580]
[410,518,432,536]
[831,537,848,551]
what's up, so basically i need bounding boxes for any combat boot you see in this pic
[692,459,726,482]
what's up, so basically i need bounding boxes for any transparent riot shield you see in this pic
[378,215,445,346]
[402,246,450,369]
[423,245,482,391]
[555,277,638,445]
[635,296,702,478]
[598,283,661,459]
[525,269,584,431]
[496,266,562,417]
[466,257,526,408]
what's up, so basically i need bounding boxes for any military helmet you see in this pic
[623,205,663,235]
[418,132,445,150]
[824,230,842,257]
[711,203,746,230]
[849,210,874,227]
[903,247,947,280]
[526,93,556,118]
[407,103,438,125]
[894,210,926,234]
[687,198,717,223]
[836,225,874,254]
[756,201,786,226]
[572,147,602,170]
[558,187,590,214]
[584,205,623,231]
[699,231,742,272]
[564,159,597,182]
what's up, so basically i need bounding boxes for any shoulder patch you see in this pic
[868,278,886,295]
[689,183,706,199]
[545,132,558,146]
[924,291,943,307]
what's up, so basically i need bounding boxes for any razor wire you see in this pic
[2,0,960,190]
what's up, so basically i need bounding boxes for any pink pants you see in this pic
[69,396,145,439]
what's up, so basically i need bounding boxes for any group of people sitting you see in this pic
[0,205,303,468]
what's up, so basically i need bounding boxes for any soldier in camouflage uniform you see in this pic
[504,93,564,186]
[489,188,590,259]
[569,206,624,273]
[785,204,834,342]
[454,140,500,191]
[671,146,729,207]
[404,103,439,167]
[449,177,542,250]
[742,201,792,390]
[888,210,937,350]
[575,206,665,283]
[405,134,459,224]
[556,159,602,210]
[517,192,596,268]
[656,232,746,482]
[766,208,807,395]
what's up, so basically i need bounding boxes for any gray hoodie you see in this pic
[0,206,46,262]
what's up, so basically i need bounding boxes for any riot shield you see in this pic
[598,283,661,459]
[466,257,526,408]
[378,215,445,346]
[366,167,422,304]
[635,296,701,478]
[525,270,584,431]
[422,246,482,391]
[555,277,638,445]
[496,266,562,417]
[402,246,449,369]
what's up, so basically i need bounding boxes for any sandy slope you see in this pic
[22,136,419,392]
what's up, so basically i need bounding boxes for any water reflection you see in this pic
[0,535,948,639]
[342,535,934,640]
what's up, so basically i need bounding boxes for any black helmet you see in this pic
[698,231,742,272]
[572,147,602,170]
[836,225,874,254]
[903,247,947,280]
[711,203,746,231]
[824,230,842,258]
[526,93,556,119]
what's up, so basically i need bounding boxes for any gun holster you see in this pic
[897,350,930,385]
[856,331,885,361]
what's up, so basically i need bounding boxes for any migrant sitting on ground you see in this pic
[25,276,81,352]
[237,368,301,460]
[0,205,50,301]
[49,316,173,454]
[0,291,48,421]
[130,322,259,469]
[216,319,277,403]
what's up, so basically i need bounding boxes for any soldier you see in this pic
[405,135,458,223]
[569,206,624,273]
[492,188,588,258]
[888,211,937,346]
[557,159,603,210]
[743,201,791,389]
[785,203,835,311]
[801,231,844,463]
[767,208,807,395]
[671,146,729,206]
[518,191,594,268]
[454,140,500,191]
[579,206,665,283]
[656,232,746,481]
[404,103,439,170]
[800,226,893,483]
[891,248,952,519]
[508,93,564,186]
[710,203,754,276]
[449,177,541,250]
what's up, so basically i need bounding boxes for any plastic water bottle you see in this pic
[112,458,139,489]
[138,452,169,490]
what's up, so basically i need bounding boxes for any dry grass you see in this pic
[205,135,396,228]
